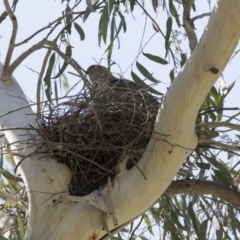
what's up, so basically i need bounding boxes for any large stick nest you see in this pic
[38,86,161,196]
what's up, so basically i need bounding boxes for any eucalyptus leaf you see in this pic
[143,52,168,65]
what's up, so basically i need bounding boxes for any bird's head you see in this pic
[86,65,114,86]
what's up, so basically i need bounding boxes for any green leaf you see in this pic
[229,207,239,236]
[0,236,8,240]
[86,0,95,12]
[165,16,172,54]
[117,10,127,33]
[129,0,135,12]
[196,161,211,170]
[110,15,115,43]
[62,73,69,92]
[143,52,168,65]
[199,219,208,239]
[210,85,220,106]
[53,46,72,79]
[151,0,158,12]
[214,169,233,186]
[171,209,185,230]
[107,43,114,65]
[180,53,187,67]
[83,7,92,22]
[2,168,23,184]
[131,71,164,95]
[143,213,154,235]
[65,5,73,34]
[169,68,174,82]
[17,210,25,240]
[74,22,85,40]
[44,52,55,100]
[98,0,115,44]
[136,62,161,83]
[207,155,234,187]
[139,236,148,240]
[169,0,180,27]
[223,81,235,99]
[54,80,58,105]
[188,201,199,236]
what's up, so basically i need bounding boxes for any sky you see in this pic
[1,0,240,239]
[0,0,239,107]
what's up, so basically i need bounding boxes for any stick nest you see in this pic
[38,86,161,196]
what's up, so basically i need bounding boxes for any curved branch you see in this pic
[201,121,240,132]
[0,189,27,211]
[198,139,240,152]
[0,0,240,239]
[2,0,18,81]
[182,0,198,52]
[165,180,240,209]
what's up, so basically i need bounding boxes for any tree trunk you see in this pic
[0,0,240,239]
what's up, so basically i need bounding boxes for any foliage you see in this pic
[0,0,240,239]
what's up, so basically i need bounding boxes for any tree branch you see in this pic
[2,0,18,81]
[165,180,240,209]
[200,121,240,132]
[0,189,27,211]
[1,0,240,239]
[198,139,240,152]
[182,0,198,52]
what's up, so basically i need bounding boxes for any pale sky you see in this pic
[0,0,239,108]
[1,0,235,101]
[0,0,240,239]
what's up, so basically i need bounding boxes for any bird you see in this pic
[86,64,143,92]
[86,64,160,110]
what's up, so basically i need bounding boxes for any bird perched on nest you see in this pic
[86,64,160,170]
[86,64,143,92]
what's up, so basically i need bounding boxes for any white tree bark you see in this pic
[1,0,240,239]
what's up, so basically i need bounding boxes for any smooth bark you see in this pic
[0,0,240,239]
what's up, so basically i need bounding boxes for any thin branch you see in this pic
[45,40,90,88]
[198,107,240,116]
[8,38,47,75]
[136,0,178,71]
[2,0,18,81]
[36,49,52,119]
[53,2,82,41]
[129,215,144,240]
[14,22,59,47]
[192,12,211,21]
[182,0,198,53]
[104,178,240,238]
[200,121,240,132]
[198,139,240,152]
[0,11,8,23]
[0,189,27,211]
[165,180,240,209]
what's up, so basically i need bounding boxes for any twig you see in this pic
[0,11,8,23]
[198,107,239,116]
[135,0,177,69]
[192,13,211,22]
[182,0,198,53]
[53,2,82,41]
[36,49,52,119]
[129,215,144,240]
[45,40,90,88]
[198,139,240,152]
[9,38,47,76]
[200,121,240,132]
[2,0,18,81]
[14,22,59,47]
[0,189,27,211]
